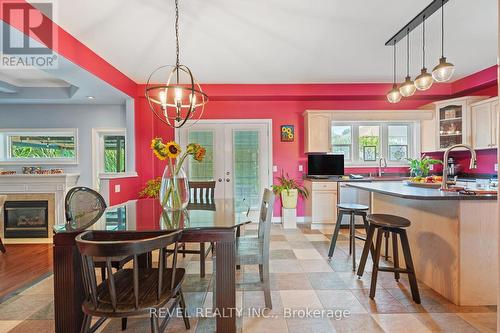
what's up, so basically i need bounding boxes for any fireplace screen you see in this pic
[4,201,49,238]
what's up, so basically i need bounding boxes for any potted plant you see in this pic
[407,155,442,177]
[272,172,309,209]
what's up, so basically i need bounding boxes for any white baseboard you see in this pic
[272,216,306,224]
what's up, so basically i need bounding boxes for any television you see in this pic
[307,154,344,177]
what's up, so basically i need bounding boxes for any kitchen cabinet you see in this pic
[420,109,437,152]
[303,111,331,153]
[304,180,338,224]
[434,96,486,151]
[471,97,498,149]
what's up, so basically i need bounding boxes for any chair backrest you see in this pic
[76,230,182,311]
[65,187,107,230]
[0,195,6,213]
[188,181,216,204]
[257,188,275,248]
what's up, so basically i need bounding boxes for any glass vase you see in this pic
[159,164,190,211]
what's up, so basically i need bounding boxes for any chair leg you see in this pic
[0,237,6,253]
[181,243,186,258]
[357,224,376,278]
[392,233,400,282]
[328,210,344,259]
[121,318,127,331]
[212,256,216,310]
[100,267,106,282]
[179,290,191,329]
[258,264,264,282]
[399,230,421,304]
[263,262,272,309]
[150,314,160,333]
[369,228,384,299]
[384,231,390,260]
[200,242,206,278]
[348,212,353,255]
[361,213,376,257]
[350,212,356,271]
[80,314,91,333]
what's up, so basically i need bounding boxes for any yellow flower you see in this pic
[165,141,181,159]
[194,147,206,162]
[151,138,168,160]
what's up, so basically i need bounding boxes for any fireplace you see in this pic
[4,201,49,238]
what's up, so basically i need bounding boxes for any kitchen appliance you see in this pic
[307,154,344,178]
[447,157,457,177]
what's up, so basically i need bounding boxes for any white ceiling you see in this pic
[35,0,498,84]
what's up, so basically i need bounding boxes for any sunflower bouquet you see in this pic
[151,138,206,211]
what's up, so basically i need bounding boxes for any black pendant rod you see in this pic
[385,0,450,46]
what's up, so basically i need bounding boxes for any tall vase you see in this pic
[159,163,189,211]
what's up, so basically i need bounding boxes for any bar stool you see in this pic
[357,214,421,304]
[328,203,374,271]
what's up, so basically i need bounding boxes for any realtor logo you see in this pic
[1,1,58,69]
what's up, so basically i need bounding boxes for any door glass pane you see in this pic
[103,135,125,172]
[331,125,352,159]
[188,131,214,181]
[388,125,408,161]
[359,125,380,161]
[233,131,260,210]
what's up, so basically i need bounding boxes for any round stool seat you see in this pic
[337,203,369,211]
[367,214,411,228]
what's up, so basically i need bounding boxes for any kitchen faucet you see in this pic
[441,144,477,190]
[378,157,387,177]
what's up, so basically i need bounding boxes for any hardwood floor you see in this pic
[0,244,53,299]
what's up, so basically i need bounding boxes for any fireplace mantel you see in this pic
[0,173,80,227]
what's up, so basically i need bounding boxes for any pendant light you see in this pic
[145,0,208,128]
[399,29,416,97]
[386,41,402,103]
[414,15,434,90]
[432,0,454,82]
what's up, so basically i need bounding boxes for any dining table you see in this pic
[52,198,251,333]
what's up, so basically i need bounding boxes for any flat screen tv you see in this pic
[307,154,345,177]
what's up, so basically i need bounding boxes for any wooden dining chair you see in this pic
[76,230,190,333]
[213,188,275,309]
[0,195,7,253]
[174,181,216,277]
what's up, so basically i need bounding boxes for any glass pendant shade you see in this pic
[399,76,416,97]
[414,68,434,91]
[432,57,455,82]
[387,84,402,103]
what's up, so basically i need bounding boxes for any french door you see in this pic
[177,120,272,213]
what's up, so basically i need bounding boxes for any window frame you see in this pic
[0,128,79,165]
[331,121,417,166]
[92,128,128,189]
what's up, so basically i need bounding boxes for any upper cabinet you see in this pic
[471,97,498,149]
[303,111,331,153]
[434,96,486,151]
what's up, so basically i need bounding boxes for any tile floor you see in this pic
[0,223,496,333]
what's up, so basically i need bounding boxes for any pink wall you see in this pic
[424,149,498,175]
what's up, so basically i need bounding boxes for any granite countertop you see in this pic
[345,181,497,201]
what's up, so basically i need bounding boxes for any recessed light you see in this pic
[87,96,95,99]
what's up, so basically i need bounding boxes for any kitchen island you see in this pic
[347,181,497,306]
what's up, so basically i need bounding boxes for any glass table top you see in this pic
[54,198,252,233]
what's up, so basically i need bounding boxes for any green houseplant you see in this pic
[272,172,309,209]
[407,156,442,177]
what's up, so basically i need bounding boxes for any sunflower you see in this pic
[194,146,206,162]
[151,138,168,160]
[165,141,181,159]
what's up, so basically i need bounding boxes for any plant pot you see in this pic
[281,189,298,209]
[159,164,189,211]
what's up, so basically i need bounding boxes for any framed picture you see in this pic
[389,145,408,161]
[362,146,377,161]
[281,125,294,142]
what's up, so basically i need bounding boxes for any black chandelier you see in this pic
[145,0,208,128]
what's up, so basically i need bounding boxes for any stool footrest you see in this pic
[377,267,412,274]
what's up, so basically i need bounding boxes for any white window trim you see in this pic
[92,128,128,190]
[332,121,419,167]
[0,128,79,165]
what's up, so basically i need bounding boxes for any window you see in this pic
[187,131,214,181]
[331,125,352,159]
[0,129,78,164]
[103,135,125,173]
[331,122,415,165]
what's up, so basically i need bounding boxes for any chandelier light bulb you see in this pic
[432,57,455,82]
[386,84,402,103]
[415,68,434,91]
[399,76,416,97]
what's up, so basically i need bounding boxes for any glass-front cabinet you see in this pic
[434,97,486,151]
